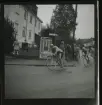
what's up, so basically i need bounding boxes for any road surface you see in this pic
[5,50,95,98]
[5,63,95,99]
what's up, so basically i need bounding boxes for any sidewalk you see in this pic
[5,56,76,66]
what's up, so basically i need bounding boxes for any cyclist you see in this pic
[50,44,64,68]
[82,45,89,62]
[90,46,95,59]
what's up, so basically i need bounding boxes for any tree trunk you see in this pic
[73,4,77,60]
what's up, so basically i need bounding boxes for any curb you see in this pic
[5,56,45,60]
[5,64,76,67]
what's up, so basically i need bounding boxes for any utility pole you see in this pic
[73,4,77,60]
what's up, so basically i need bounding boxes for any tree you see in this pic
[40,24,54,37]
[4,18,16,54]
[50,4,77,44]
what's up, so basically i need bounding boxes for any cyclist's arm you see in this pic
[53,51,57,55]
[52,47,57,55]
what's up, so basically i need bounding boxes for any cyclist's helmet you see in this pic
[50,44,54,47]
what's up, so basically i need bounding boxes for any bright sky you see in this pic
[37,5,94,39]
[37,5,56,26]
[75,4,94,39]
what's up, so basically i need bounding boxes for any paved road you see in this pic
[5,61,95,99]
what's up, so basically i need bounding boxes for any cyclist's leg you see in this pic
[87,53,90,61]
[51,55,55,65]
[57,52,63,67]
[17,50,18,55]
[82,53,87,66]
[60,52,64,67]
[85,53,90,66]
[53,55,57,68]
[85,53,89,63]
[84,54,87,61]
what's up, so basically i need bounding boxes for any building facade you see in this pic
[4,5,43,48]
[35,17,42,35]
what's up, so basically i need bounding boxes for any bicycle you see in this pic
[81,53,90,67]
[74,51,80,62]
[46,53,65,71]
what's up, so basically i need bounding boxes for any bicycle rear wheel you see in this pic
[46,56,62,70]
[82,56,88,67]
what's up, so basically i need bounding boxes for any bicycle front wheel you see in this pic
[46,56,62,70]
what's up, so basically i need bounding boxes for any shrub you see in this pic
[4,17,16,54]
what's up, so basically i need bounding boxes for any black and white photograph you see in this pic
[4,4,96,99]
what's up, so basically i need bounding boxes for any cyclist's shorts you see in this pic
[57,51,63,58]
[83,50,87,55]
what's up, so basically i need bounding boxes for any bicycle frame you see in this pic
[46,54,63,70]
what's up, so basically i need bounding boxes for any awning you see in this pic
[49,33,58,36]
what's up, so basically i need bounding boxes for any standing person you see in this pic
[59,41,65,52]
[13,40,20,55]
[65,44,71,61]
[74,44,79,61]
[59,41,66,65]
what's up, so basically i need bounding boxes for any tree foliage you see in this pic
[40,24,54,37]
[4,18,16,54]
[50,4,77,44]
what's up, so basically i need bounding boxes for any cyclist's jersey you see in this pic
[52,46,63,54]
[82,47,88,54]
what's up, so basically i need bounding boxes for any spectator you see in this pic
[59,41,65,52]
[74,44,80,61]
[13,40,20,55]
[59,41,66,65]
[65,44,71,61]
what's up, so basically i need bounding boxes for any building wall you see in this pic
[26,9,35,44]
[35,18,42,35]
[4,5,37,47]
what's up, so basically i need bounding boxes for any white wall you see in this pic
[4,5,36,45]
[75,5,94,39]
[35,18,42,35]
[26,10,35,44]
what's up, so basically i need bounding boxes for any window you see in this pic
[14,22,18,32]
[22,27,26,37]
[29,30,32,39]
[15,5,20,15]
[30,15,32,24]
[24,9,27,20]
